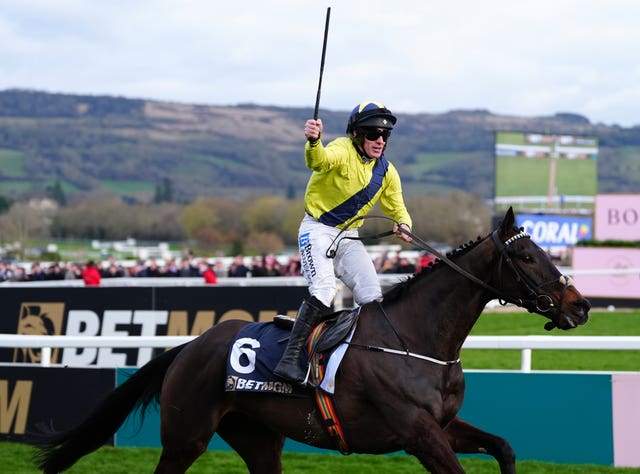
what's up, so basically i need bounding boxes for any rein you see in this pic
[411,227,572,318]
[325,219,394,258]
[327,216,574,364]
[328,215,571,315]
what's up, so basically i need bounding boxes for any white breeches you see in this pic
[298,214,382,307]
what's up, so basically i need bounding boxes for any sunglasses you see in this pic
[362,128,391,142]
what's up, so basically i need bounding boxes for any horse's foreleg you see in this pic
[403,412,466,474]
[445,416,516,474]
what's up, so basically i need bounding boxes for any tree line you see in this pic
[0,190,492,257]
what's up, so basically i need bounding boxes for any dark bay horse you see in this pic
[33,208,590,473]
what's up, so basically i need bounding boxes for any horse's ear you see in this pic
[497,206,516,237]
[505,206,515,227]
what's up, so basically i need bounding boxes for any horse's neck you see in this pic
[400,241,496,358]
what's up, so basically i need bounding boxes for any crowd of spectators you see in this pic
[374,251,435,274]
[0,252,303,283]
[0,250,433,285]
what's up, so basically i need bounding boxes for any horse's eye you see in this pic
[521,254,533,263]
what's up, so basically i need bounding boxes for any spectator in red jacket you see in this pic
[202,263,218,284]
[82,260,101,286]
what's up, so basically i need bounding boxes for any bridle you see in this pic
[489,230,573,322]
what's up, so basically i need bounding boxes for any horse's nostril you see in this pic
[576,298,591,314]
[570,299,590,325]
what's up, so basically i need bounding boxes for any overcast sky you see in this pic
[1,1,638,127]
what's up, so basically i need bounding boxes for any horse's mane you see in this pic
[381,234,488,304]
[382,224,524,304]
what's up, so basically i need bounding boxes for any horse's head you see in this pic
[492,207,590,331]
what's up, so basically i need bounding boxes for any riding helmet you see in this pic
[346,101,397,134]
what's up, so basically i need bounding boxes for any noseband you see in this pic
[490,230,573,317]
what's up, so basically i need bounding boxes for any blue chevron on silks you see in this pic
[318,155,389,227]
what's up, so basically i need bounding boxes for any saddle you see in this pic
[273,307,359,354]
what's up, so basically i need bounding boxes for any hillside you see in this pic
[1,89,639,203]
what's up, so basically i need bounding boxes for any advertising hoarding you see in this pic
[0,286,307,366]
[572,247,640,298]
[0,365,115,442]
[516,214,592,248]
[595,194,640,241]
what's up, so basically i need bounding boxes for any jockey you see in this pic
[274,101,413,385]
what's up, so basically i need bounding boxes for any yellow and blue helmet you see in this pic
[346,101,397,134]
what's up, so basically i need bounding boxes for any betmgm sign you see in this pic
[0,286,306,367]
[0,366,113,441]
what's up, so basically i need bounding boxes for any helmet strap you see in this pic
[351,131,370,161]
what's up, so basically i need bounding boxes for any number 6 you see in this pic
[230,337,260,374]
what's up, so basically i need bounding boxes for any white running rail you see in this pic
[1,334,639,372]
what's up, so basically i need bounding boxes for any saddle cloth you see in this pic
[225,309,359,397]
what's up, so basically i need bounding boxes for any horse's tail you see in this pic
[32,342,190,474]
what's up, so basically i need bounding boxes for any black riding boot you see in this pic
[274,296,328,385]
